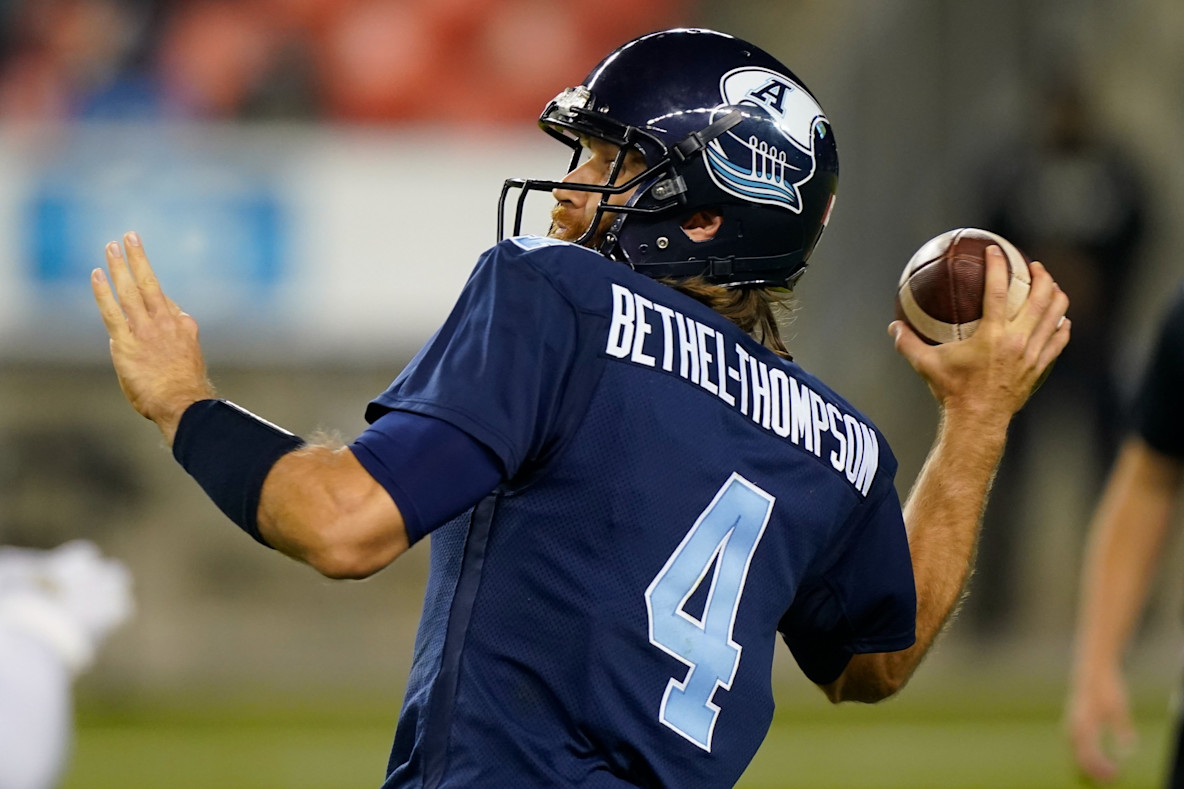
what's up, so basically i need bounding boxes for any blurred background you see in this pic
[1,0,1183,786]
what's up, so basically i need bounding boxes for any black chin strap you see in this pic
[632,252,805,289]
[671,110,745,163]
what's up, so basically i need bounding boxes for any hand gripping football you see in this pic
[895,228,1031,345]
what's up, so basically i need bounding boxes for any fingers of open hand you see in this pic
[104,239,147,325]
[122,231,170,315]
[90,267,131,342]
[100,234,175,330]
[95,234,192,347]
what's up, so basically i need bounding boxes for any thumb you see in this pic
[888,320,929,368]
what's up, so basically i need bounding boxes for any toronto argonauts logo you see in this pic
[705,67,829,213]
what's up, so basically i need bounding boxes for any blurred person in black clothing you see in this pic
[969,76,1150,636]
[1067,286,1184,786]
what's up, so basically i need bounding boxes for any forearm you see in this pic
[827,238,1070,703]
[91,236,409,580]
[828,407,1007,701]
[257,445,409,580]
[1071,440,1181,685]
[900,408,1006,655]
[168,401,409,580]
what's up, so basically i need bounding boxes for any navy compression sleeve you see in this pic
[349,410,504,543]
[172,399,305,547]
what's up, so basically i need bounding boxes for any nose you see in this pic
[552,159,600,205]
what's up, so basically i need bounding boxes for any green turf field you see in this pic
[59,677,1173,789]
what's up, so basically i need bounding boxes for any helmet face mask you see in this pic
[499,132,682,251]
[498,91,697,252]
[499,28,839,289]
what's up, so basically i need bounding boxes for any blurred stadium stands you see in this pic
[0,0,681,123]
[1,0,1184,786]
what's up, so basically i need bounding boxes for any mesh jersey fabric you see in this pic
[366,236,916,788]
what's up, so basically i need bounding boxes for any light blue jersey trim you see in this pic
[508,235,580,252]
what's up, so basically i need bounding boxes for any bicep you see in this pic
[1097,438,1184,539]
[1086,438,1184,574]
[1126,438,1184,495]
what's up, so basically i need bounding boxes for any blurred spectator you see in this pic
[314,0,444,121]
[0,0,688,124]
[968,74,1151,636]
[0,0,156,120]
[157,0,312,119]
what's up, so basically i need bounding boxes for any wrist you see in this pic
[938,401,1012,440]
[171,399,305,546]
[923,405,1010,480]
[1072,651,1124,684]
[157,387,216,446]
[1070,665,1122,698]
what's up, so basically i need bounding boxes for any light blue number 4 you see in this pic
[645,473,775,751]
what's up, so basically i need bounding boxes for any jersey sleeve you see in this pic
[365,241,585,480]
[778,482,916,685]
[1133,287,1184,459]
[350,411,504,544]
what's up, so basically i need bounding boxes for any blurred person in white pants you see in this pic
[0,541,132,789]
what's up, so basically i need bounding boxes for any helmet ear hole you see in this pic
[681,209,723,242]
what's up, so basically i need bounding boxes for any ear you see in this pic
[681,210,723,242]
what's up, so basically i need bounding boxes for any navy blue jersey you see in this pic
[366,237,916,789]
[1134,284,1184,459]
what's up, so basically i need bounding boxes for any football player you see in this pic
[92,28,1069,789]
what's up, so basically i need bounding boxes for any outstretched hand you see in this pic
[889,245,1070,423]
[91,232,214,444]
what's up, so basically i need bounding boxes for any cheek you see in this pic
[562,158,609,188]
[605,184,639,207]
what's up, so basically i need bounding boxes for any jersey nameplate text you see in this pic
[605,283,878,496]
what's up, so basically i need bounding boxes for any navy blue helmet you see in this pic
[498,28,840,289]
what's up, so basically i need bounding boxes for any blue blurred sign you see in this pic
[23,131,289,322]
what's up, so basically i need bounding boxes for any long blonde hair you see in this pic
[668,277,796,359]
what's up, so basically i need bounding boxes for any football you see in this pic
[894,228,1031,345]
